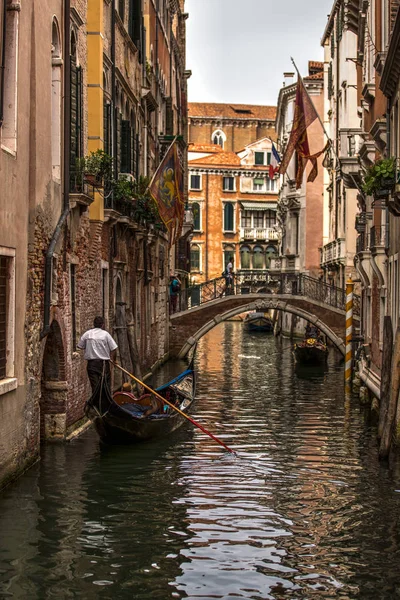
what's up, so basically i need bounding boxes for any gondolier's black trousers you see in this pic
[87,359,111,394]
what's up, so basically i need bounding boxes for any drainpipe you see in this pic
[41,0,71,338]
[0,0,6,126]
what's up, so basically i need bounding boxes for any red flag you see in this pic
[279,77,324,189]
[149,143,185,245]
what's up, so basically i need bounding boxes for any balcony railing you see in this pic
[240,227,279,241]
[356,233,370,253]
[321,238,345,265]
[339,128,364,159]
[370,224,388,249]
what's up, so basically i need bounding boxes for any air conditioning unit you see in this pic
[118,173,135,183]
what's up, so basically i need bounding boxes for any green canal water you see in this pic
[1,322,400,599]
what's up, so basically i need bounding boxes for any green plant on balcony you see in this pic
[113,175,135,202]
[84,150,113,187]
[132,176,165,229]
[362,157,396,197]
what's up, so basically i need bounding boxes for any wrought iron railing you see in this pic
[370,225,388,249]
[174,272,360,317]
[69,170,94,198]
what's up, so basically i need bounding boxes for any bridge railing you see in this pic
[175,272,360,317]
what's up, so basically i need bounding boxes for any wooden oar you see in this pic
[111,361,236,455]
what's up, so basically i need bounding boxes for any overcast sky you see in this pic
[185,0,334,106]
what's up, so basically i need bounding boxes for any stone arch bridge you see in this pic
[169,273,360,359]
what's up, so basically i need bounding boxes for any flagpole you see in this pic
[290,57,339,165]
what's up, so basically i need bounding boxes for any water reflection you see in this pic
[1,322,400,599]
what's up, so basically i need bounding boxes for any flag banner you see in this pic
[279,76,324,189]
[269,143,281,180]
[149,143,185,245]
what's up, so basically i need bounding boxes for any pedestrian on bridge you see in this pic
[225,257,234,295]
[169,274,181,314]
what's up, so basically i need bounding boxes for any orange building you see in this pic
[188,103,278,283]
[188,136,279,283]
[188,102,276,152]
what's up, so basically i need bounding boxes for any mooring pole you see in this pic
[345,277,354,386]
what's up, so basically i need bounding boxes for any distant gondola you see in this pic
[85,356,196,444]
[244,312,273,333]
[293,337,328,366]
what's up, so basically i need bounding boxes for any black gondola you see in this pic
[293,337,329,366]
[244,312,273,333]
[85,358,196,444]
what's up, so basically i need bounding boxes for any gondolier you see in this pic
[77,316,118,392]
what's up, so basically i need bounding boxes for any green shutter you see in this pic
[121,120,131,173]
[116,111,122,172]
[103,102,112,156]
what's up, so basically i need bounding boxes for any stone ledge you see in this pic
[0,378,18,396]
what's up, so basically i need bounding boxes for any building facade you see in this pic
[275,63,325,336]
[320,2,361,290]
[188,140,279,284]
[187,103,279,285]
[0,0,190,488]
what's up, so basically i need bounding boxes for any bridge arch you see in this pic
[170,296,346,359]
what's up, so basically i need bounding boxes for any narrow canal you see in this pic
[1,322,400,599]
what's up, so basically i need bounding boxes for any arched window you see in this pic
[115,277,123,304]
[223,246,235,271]
[266,245,278,268]
[253,246,264,269]
[190,244,200,271]
[240,246,251,270]
[224,203,234,232]
[51,18,62,181]
[212,129,226,148]
[192,202,201,231]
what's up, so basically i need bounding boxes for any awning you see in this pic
[240,201,277,211]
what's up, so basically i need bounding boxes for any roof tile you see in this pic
[188,102,276,120]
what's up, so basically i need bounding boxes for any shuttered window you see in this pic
[116,111,122,173]
[0,256,8,380]
[121,120,132,173]
[224,203,234,232]
[103,102,112,156]
[129,0,144,63]
[70,59,83,171]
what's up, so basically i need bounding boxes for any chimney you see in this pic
[283,72,295,87]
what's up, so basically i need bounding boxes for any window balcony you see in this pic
[69,170,94,210]
[320,238,346,266]
[239,227,279,242]
[339,128,364,188]
[370,225,388,250]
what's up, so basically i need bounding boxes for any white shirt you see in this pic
[77,328,118,360]
[227,262,233,276]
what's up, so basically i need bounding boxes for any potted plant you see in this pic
[113,175,134,202]
[362,157,396,198]
[84,149,113,187]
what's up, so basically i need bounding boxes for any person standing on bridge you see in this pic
[225,257,234,295]
[169,274,181,314]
